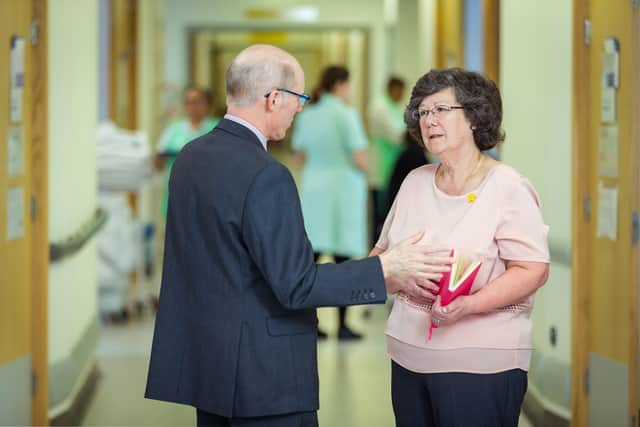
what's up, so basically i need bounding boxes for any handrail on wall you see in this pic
[549,240,571,267]
[49,208,108,262]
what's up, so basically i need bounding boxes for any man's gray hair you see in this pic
[226,47,297,108]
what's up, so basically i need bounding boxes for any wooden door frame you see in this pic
[571,0,590,423]
[572,1,640,425]
[482,0,499,84]
[435,0,498,81]
[630,5,639,425]
[435,0,464,68]
[30,0,48,424]
[109,0,138,130]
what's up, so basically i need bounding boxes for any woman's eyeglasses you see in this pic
[412,104,464,121]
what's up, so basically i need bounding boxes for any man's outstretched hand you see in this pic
[378,232,453,304]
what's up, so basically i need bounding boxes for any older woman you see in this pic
[370,68,550,427]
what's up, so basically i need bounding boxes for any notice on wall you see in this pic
[596,182,618,241]
[7,186,24,240]
[7,126,24,177]
[9,36,25,124]
[600,37,620,124]
[598,125,618,178]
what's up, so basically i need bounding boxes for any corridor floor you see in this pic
[82,304,533,426]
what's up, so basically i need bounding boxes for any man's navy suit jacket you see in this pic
[145,119,387,417]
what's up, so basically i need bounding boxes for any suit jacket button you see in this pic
[369,292,376,299]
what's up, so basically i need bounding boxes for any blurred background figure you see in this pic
[292,65,369,340]
[154,86,219,216]
[385,131,430,213]
[368,76,406,243]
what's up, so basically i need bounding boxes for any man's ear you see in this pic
[265,91,278,111]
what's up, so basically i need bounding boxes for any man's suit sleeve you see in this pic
[241,162,386,309]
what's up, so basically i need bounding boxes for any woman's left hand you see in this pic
[431,295,477,326]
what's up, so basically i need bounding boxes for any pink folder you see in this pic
[428,249,482,340]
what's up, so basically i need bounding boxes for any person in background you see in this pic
[368,76,406,243]
[292,65,370,340]
[155,86,219,216]
[385,131,430,214]
[371,68,550,427]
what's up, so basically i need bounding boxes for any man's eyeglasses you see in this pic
[264,88,311,107]
[412,104,464,121]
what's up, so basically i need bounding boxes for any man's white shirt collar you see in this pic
[224,114,268,151]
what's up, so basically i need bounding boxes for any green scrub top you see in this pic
[157,117,219,216]
[292,94,369,258]
[371,96,405,190]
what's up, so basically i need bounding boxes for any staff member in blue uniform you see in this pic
[292,65,369,340]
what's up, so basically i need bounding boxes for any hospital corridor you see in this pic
[0,0,639,426]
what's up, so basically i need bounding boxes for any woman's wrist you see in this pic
[466,293,484,315]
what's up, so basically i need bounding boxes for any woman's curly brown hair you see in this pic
[404,68,505,151]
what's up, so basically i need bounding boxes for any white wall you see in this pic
[162,0,388,103]
[417,0,436,81]
[137,0,164,225]
[162,0,437,112]
[48,0,99,365]
[137,0,163,144]
[500,0,573,369]
[395,0,421,86]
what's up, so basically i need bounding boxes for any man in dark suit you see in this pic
[145,44,450,427]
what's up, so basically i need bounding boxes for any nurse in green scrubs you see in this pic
[367,77,406,240]
[155,87,219,216]
[292,66,369,340]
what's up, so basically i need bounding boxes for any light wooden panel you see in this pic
[0,0,32,366]
[110,0,137,130]
[628,3,639,422]
[573,0,639,424]
[482,0,500,84]
[571,0,591,423]
[436,0,464,68]
[588,0,634,364]
[30,0,48,423]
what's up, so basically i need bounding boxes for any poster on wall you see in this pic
[7,186,24,241]
[7,126,24,177]
[9,35,25,124]
[596,182,618,241]
[598,125,618,178]
[600,37,619,124]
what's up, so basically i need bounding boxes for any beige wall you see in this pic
[136,0,164,224]
[48,0,99,365]
[500,0,573,417]
[162,0,436,117]
[163,0,389,107]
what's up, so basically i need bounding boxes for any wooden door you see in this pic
[482,0,499,84]
[572,1,639,425]
[436,0,464,68]
[0,0,48,424]
[439,0,498,82]
[110,0,138,130]
[30,0,49,423]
